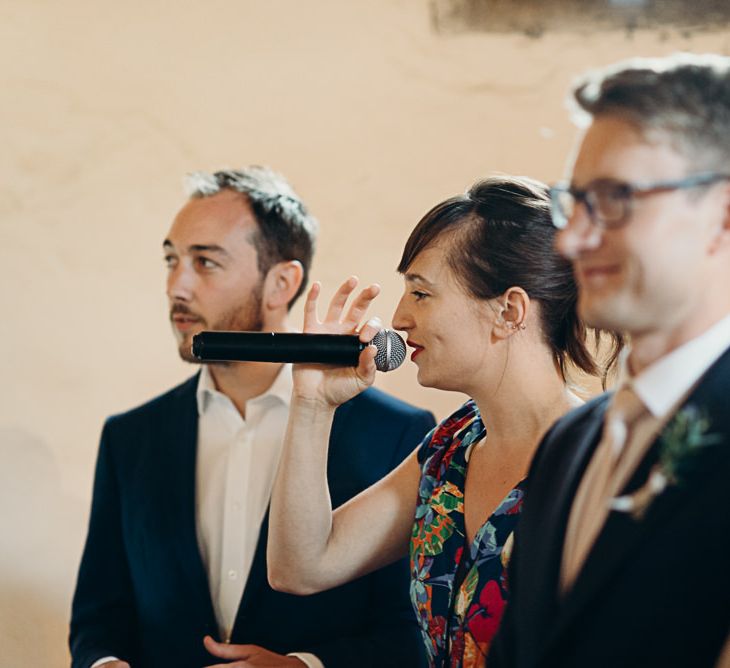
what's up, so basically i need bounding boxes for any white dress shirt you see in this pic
[92,364,323,668]
[195,363,292,640]
[627,313,730,420]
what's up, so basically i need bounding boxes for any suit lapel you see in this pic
[519,400,608,634]
[492,395,609,668]
[547,458,656,647]
[545,347,730,654]
[233,509,272,629]
[542,407,607,552]
[160,375,217,623]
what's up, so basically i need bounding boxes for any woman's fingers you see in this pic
[343,284,381,328]
[324,276,359,323]
[358,316,383,344]
[355,344,378,386]
[307,277,381,336]
[302,281,321,331]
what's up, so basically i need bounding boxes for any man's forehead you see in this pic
[165,195,258,252]
[568,115,688,184]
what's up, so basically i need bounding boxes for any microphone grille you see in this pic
[371,329,407,372]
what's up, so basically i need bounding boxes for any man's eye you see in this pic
[593,181,631,203]
[196,257,219,269]
[164,255,177,268]
[597,188,624,203]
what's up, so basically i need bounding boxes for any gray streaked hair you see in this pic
[570,53,730,170]
[184,167,318,308]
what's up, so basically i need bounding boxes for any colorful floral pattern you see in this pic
[410,401,525,668]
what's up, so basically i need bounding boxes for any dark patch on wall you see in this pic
[430,0,730,37]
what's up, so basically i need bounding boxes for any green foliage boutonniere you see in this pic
[609,405,721,520]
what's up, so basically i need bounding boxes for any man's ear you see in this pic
[492,286,530,341]
[709,181,730,254]
[263,260,304,310]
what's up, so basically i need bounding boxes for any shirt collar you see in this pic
[617,313,730,419]
[196,363,293,416]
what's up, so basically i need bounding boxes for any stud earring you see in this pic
[504,321,526,331]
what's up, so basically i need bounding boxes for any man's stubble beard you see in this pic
[176,284,264,364]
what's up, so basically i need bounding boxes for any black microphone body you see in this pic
[193,331,366,365]
[191,330,407,372]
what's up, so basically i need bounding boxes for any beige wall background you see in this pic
[1,1,727,664]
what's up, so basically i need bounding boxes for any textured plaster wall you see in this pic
[1,1,727,664]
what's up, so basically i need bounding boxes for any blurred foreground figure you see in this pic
[490,54,730,668]
[69,167,434,668]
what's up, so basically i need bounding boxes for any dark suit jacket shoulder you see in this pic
[328,386,436,498]
[491,351,730,668]
[70,375,435,668]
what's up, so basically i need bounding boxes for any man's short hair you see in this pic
[571,53,730,171]
[184,167,318,308]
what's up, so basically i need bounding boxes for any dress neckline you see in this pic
[460,429,526,559]
[464,478,527,565]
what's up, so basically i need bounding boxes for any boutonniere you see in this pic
[609,405,722,521]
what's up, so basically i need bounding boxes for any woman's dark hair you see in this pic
[397,175,621,385]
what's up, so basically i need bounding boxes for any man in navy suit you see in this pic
[490,54,730,667]
[70,167,435,668]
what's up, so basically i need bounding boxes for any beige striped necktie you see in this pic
[561,384,648,592]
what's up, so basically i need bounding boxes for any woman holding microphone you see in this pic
[268,175,617,668]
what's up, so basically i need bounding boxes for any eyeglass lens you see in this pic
[552,181,630,229]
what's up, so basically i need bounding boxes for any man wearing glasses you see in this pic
[490,54,730,667]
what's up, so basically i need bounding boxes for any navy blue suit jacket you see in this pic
[70,374,435,668]
[489,348,730,668]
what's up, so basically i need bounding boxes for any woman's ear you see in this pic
[492,286,529,340]
[263,260,304,311]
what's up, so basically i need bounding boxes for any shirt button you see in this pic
[228,570,237,580]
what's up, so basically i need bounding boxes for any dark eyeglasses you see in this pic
[549,172,730,230]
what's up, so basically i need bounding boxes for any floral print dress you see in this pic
[410,401,525,668]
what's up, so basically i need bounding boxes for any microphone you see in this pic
[191,329,407,372]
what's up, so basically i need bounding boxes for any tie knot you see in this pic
[609,384,646,427]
